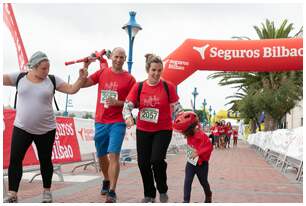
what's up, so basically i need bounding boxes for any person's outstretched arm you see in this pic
[57,66,88,94]
[80,59,98,88]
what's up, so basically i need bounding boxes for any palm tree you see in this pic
[252,19,303,130]
[208,19,303,131]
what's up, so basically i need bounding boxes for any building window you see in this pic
[301,118,303,126]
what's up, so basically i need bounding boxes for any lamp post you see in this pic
[202,98,207,126]
[63,75,70,117]
[213,110,216,124]
[208,105,212,126]
[122,11,142,74]
[192,87,199,111]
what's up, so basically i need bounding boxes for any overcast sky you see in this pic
[2,3,303,114]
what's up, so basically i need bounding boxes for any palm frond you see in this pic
[253,26,263,39]
[276,19,288,38]
[294,26,303,37]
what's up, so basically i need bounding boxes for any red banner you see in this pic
[3,109,38,168]
[3,3,28,71]
[3,110,15,168]
[3,110,82,168]
[162,38,303,85]
[51,117,81,163]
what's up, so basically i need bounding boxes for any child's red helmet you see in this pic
[173,111,199,133]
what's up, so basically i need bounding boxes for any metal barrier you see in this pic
[251,145,303,183]
[71,153,99,173]
[120,149,137,165]
[265,149,281,164]
[280,156,303,181]
[29,164,64,183]
[296,161,303,182]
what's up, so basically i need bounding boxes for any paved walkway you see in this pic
[3,140,303,203]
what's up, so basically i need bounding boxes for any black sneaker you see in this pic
[105,190,117,203]
[101,180,110,195]
[141,197,155,203]
[205,192,212,203]
[159,193,169,203]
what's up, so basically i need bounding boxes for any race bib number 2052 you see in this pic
[100,90,118,103]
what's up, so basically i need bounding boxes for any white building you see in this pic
[286,100,303,129]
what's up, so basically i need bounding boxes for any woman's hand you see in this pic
[191,149,199,159]
[83,56,95,69]
[79,67,88,80]
[125,116,134,128]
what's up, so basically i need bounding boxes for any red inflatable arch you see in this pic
[161,38,303,85]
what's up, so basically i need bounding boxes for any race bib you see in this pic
[185,145,199,166]
[139,108,159,123]
[101,90,118,103]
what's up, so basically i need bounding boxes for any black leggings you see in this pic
[136,129,172,198]
[184,161,212,202]
[8,126,56,192]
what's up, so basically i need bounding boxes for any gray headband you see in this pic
[27,51,49,68]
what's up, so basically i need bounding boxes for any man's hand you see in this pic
[106,97,118,107]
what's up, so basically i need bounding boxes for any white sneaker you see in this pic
[3,193,18,203]
[42,191,53,203]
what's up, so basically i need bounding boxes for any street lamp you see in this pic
[213,110,216,123]
[63,75,70,117]
[202,98,207,126]
[192,87,199,111]
[122,11,142,74]
[208,105,212,126]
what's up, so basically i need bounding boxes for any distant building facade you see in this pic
[286,100,303,129]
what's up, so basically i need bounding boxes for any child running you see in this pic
[173,111,213,203]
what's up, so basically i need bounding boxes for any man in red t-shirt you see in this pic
[82,47,136,203]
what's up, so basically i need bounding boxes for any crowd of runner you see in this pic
[3,48,239,203]
[209,120,239,149]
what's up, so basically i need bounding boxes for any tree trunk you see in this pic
[250,119,257,133]
[264,113,277,131]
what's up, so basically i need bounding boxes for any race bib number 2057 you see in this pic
[139,108,159,123]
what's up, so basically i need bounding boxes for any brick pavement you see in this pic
[3,140,303,203]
